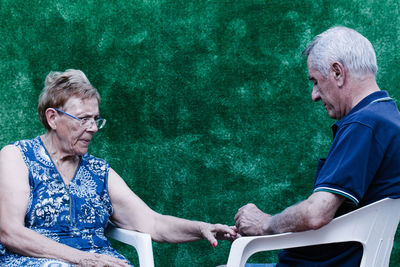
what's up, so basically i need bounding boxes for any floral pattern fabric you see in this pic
[0,136,132,266]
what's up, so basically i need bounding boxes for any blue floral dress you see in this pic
[0,137,132,266]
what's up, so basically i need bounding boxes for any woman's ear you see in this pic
[45,108,58,130]
[331,62,345,87]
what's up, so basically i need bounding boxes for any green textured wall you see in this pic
[1,0,400,266]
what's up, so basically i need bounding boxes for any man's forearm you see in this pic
[265,202,313,234]
[264,192,345,234]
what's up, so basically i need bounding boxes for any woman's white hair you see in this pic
[303,26,378,78]
[38,69,100,131]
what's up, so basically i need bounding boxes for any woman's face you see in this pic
[55,96,100,156]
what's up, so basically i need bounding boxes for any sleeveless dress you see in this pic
[0,136,132,266]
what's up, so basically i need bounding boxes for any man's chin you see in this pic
[326,109,338,119]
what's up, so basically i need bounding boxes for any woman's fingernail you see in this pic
[213,242,217,247]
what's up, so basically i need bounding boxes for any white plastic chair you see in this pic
[105,223,155,267]
[223,197,400,267]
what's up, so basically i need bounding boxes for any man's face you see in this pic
[307,56,345,119]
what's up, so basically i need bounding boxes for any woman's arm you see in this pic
[108,168,236,247]
[0,145,129,266]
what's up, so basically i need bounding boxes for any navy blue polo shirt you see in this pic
[278,91,400,266]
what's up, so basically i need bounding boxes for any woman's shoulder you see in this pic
[1,136,39,154]
[0,142,29,168]
[12,136,41,149]
[0,143,20,157]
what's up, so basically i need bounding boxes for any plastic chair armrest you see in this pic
[105,224,155,267]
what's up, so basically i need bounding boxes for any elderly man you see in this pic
[234,26,400,266]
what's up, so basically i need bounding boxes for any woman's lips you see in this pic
[79,139,90,146]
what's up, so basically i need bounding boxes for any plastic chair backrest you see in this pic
[357,198,400,266]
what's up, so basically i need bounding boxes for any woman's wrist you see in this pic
[70,250,91,266]
[197,221,209,239]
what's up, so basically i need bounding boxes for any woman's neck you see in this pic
[41,132,78,166]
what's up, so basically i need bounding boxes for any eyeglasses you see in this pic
[54,108,106,129]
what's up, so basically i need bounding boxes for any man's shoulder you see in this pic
[343,101,400,128]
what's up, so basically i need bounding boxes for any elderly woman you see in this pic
[0,69,235,266]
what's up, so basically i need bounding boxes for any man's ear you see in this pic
[45,108,58,130]
[331,62,345,87]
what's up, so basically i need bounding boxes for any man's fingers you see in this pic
[235,203,257,221]
[234,211,240,222]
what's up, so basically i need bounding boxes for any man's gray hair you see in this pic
[303,26,378,78]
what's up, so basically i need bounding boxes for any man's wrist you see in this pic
[261,214,272,235]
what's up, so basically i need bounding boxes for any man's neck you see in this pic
[347,75,380,109]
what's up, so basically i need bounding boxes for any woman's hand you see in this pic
[77,252,131,267]
[199,222,238,247]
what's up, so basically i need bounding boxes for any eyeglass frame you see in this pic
[53,108,106,129]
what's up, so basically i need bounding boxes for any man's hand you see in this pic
[234,203,271,236]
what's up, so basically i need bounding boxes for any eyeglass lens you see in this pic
[80,118,106,129]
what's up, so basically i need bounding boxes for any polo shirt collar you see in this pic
[332,90,389,136]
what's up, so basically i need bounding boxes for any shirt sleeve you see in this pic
[313,122,384,206]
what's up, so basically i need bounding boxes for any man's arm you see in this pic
[108,168,236,247]
[235,191,345,236]
[0,145,130,266]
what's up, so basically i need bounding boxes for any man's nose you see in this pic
[311,87,321,102]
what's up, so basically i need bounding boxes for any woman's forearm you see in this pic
[1,224,130,266]
[151,214,204,243]
[1,225,87,265]
[149,214,235,246]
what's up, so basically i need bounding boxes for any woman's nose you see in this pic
[86,119,98,132]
